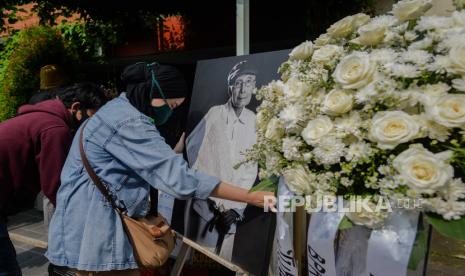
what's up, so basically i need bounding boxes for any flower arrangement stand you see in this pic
[170,233,250,276]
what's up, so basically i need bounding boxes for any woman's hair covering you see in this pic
[121,62,188,117]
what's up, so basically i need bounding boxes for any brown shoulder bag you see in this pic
[79,122,175,268]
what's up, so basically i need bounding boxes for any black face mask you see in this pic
[123,62,187,125]
[148,65,173,126]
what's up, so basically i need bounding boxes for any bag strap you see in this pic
[149,187,159,215]
[79,121,123,213]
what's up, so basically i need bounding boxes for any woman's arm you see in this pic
[106,118,275,207]
[210,181,276,211]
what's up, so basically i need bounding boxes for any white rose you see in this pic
[448,45,465,75]
[392,0,433,22]
[416,114,451,142]
[369,111,420,149]
[283,165,315,194]
[410,83,450,107]
[345,199,388,229]
[452,77,465,92]
[289,41,314,61]
[404,31,418,42]
[322,89,353,116]
[333,52,375,90]
[265,117,285,140]
[427,94,465,128]
[312,45,343,64]
[354,22,386,46]
[352,13,371,28]
[314,33,332,46]
[421,83,450,103]
[284,77,311,101]
[393,144,453,194]
[453,10,465,27]
[327,15,355,38]
[301,116,334,145]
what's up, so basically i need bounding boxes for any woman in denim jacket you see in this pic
[46,63,273,275]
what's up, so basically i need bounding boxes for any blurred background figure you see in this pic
[29,64,69,104]
[29,64,70,226]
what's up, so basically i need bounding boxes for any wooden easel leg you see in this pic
[294,206,306,276]
[170,242,191,276]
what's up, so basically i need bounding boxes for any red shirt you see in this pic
[0,99,73,216]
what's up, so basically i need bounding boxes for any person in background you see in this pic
[46,62,274,276]
[29,64,69,104]
[29,64,70,227]
[0,82,107,276]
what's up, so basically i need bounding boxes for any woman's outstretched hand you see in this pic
[246,191,277,212]
[210,182,277,212]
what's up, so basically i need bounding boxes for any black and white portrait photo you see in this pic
[184,49,290,276]
[187,60,258,221]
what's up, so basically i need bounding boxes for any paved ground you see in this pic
[12,239,48,276]
[7,209,49,276]
[6,209,465,275]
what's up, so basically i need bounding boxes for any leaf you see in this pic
[338,215,354,230]
[425,213,465,241]
[249,175,279,194]
[408,221,428,270]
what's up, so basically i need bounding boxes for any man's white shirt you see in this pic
[187,100,258,211]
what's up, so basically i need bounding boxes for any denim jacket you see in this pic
[45,93,220,271]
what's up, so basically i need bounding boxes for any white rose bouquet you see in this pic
[245,0,465,239]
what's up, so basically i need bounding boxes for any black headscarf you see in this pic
[121,62,188,117]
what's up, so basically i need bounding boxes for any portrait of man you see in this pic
[188,60,258,205]
[184,50,289,276]
[186,60,258,260]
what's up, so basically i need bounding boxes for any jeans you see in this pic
[0,222,22,276]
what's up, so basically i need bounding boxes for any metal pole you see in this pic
[236,0,250,56]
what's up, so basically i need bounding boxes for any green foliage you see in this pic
[57,20,119,61]
[0,25,78,121]
[408,218,429,270]
[0,4,122,122]
[338,215,355,230]
[250,175,279,194]
[426,213,465,241]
